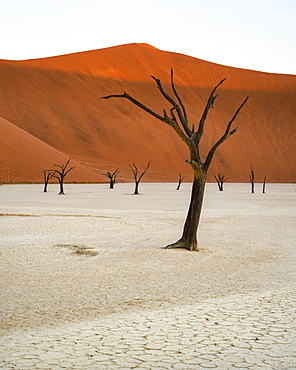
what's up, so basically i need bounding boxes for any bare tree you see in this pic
[102,169,119,189]
[249,165,255,193]
[176,173,185,190]
[214,173,229,191]
[50,159,75,195]
[262,175,267,194]
[129,162,151,195]
[100,69,248,251]
[43,170,55,193]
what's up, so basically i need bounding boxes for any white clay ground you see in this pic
[0,183,295,369]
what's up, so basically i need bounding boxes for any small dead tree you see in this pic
[176,173,185,190]
[102,169,119,189]
[129,162,151,195]
[262,176,267,194]
[43,170,55,193]
[100,69,248,251]
[249,165,255,193]
[214,173,229,191]
[50,159,75,195]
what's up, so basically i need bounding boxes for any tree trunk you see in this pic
[251,183,255,193]
[43,170,50,193]
[134,181,140,195]
[262,176,266,193]
[110,181,114,189]
[166,173,206,251]
[59,180,65,195]
[250,166,255,193]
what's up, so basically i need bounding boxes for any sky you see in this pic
[0,0,295,75]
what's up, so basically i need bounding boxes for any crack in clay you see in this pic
[0,213,121,219]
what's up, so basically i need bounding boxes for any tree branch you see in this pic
[100,91,191,146]
[138,161,151,182]
[150,76,177,107]
[171,69,188,121]
[151,73,191,137]
[204,96,249,170]
[43,170,55,181]
[224,96,249,135]
[102,169,119,180]
[195,78,226,141]
[129,162,151,182]
[100,93,166,123]
[170,69,192,137]
[129,163,138,180]
[64,166,75,176]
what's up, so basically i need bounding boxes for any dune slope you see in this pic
[0,43,295,182]
[0,117,101,183]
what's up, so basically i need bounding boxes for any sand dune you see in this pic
[0,116,101,183]
[0,43,295,183]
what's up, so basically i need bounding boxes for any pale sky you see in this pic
[0,0,295,74]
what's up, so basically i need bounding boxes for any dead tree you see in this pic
[214,173,229,191]
[176,173,185,190]
[100,69,248,251]
[102,169,119,189]
[50,159,75,195]
[262,176,267,194]
[129,162,151,195]
[43,170,55,193]
[249,165,255,193]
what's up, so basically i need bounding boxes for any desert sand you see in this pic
[0,183,295,369]
[0,116,101,183]
[1,43,295,183]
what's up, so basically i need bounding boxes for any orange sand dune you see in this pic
[0,117,101,183]
[0,43,295,183]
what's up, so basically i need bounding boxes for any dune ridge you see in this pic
[0,43,295,183]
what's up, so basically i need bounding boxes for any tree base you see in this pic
[164,239,199,252]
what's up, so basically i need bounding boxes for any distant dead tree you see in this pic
[214,172,229,191]
[176,173,185,190]
[102,169,119,189]
[50,159,75,195]
[249,165,255,193]
[129,161,151,195]
[262,176,267,194]
[43,170,55,193]
[100,69,248,251]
